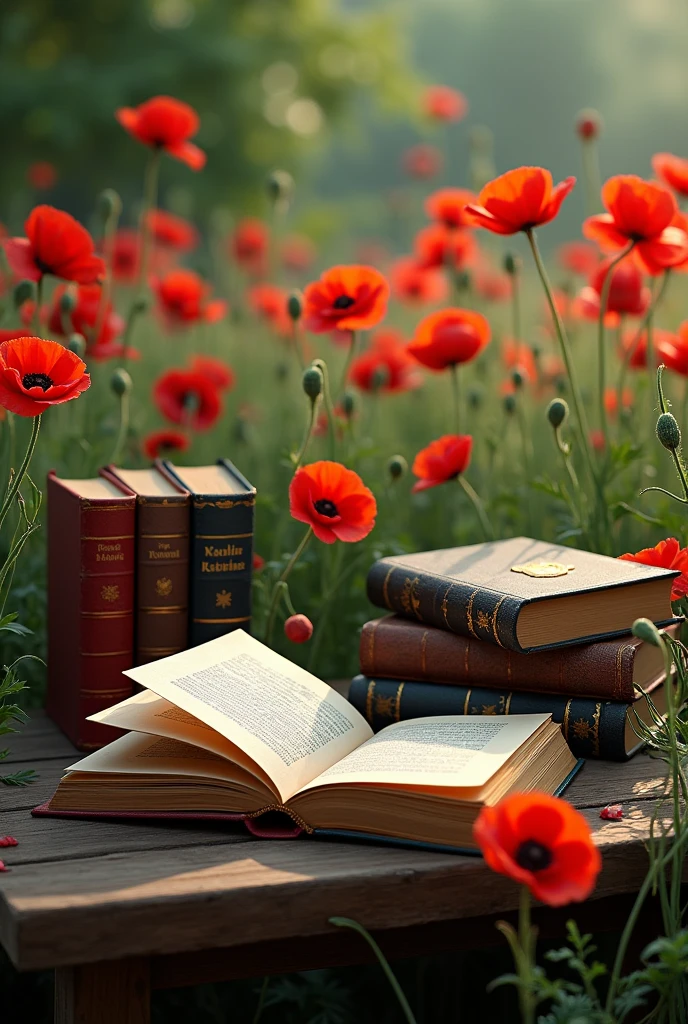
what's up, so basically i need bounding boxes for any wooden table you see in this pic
[0,711,670,1024]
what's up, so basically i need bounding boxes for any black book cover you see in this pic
[160,459,256,646]
[348,675,660,761]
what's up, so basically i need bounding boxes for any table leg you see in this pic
[54,957,150,1024]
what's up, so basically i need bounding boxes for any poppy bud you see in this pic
[60,290,76,315]
[302,365,323,402]
[284,613,313,643]
[97,188,122,223]
[110,368,133,397]
[503,253,522,276]
[503,394,516,415]
[547,397,568,429]
[511,367,525,390]
[67,333,86,358]
[13,279,35,309]
[267,170,294,204]
[387,454,407,481]
[576,108,603,141]
[288,291,302,322]
[656,412,681,451]
[341,390,356,419]
[468,385,483,410]
[632,617,663,647]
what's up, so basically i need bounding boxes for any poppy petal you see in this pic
[166,140,207,170]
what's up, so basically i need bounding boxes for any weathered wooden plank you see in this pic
[55,957,150,1024]
[0,807,253,866]
[565,754,666,806]
[0,759,67,812]
[2,727,77,764]
[0,799,664,971]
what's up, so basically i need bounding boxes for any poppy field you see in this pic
[5,24,688,1020]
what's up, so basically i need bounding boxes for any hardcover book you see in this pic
[46,472,136,750]
[349,675,669,762]
[360,616,678,701]
[104,465,190,665]
[367,537,679,654]
[160,460,256,646]
[35,631,578,853]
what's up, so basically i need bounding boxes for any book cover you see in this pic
[160,459,256,646]
[360,616,676,701]
[46,471,136,750]
[367,537,679,654]
[348,674,666,761]
[103,466,190,665]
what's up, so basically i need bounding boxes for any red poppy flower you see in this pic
[349,329,422,394]
[464,167,576,235]
[619,538,688,602]
[247,283,291,336]
[473,792,601,906]
[188,355,235,391]
[146,210,199,251]
[252,552,265,572]
[473,263,511,302]
[412,434,472,492]
[390,257,448,305]
[402,144,443,180]
[425,189,477,231]
[115,96,205,170]
[655,322,688,377]
[502,337,537,384]
[289,460,377,544]
[652,153,688,199]
[584,175,688,273]
[142,429,190,459]
[408,308,490,370]
[590,429,605,452]
[47,284,125,351]
[0,336,90,417]
[152,369,222,431]
[414,224,477,272]
[303,265,389,333]
[230,218,269,274]
[620,327,679,370]
[577,256,650,322]
[154,270,227,328]
[281,234,316,272]
[110,229,141,284]
[4,206,105,285]
[557,241,599,277]
[27,161,57,190]
[604,387,633,418]
[423,85,467,122]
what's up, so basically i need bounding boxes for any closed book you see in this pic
[46,471,136,750]
[103,466,190,665]
[360,616,677,701]
[160,460,256,646]
[367,536,679,654]
[349,675,668,761]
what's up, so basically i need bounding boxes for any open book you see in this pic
[39,632,580,851]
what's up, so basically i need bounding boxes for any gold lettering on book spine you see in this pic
[466,590,479,637]
[365,680,376,722]
[193,498,255,510]
[491,595,507,648]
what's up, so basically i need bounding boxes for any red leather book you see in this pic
[46,472,136,750]
[103,466,190,666]
[360,616,678,701]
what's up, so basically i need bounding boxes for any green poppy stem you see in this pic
[597,242,635,451]
[458,475,494,540]
[264,526,313,646]
[0,414,41,532]
[450,363,461,433]
[109,390,130,467]
[339,330,357,397]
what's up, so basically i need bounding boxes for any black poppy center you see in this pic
[313,498,338,518]
[34,258,53,275]
[22,372,54,392]
[333,294,355,310]
[515,839,553,872]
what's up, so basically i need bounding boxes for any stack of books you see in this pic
[46,459,255,750]
[350,537,680,761]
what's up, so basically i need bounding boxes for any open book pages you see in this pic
[48,630,578,848]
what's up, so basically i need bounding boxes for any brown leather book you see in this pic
[103,466,190,666]
[360,616,679,701]
[46,471,136,750]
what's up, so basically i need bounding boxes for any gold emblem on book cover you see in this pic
[400,576,422,619]
[511,561,575,578]
[216,589,232,608]
[477,610,490,631]
[100,584,120,603]
[156,577,173,597]
[571,718,592,741]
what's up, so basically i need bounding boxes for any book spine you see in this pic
[366,560,523,652]
[359,618,637,701]
[188,493,255,646]
[47,482,135,750]
[349,675,632,761]
[135,498,189,664]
